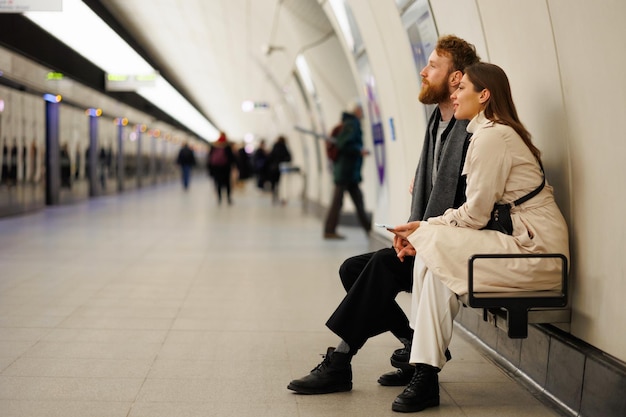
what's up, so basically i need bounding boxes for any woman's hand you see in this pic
[391,221,420,239]
[390,221,420,261]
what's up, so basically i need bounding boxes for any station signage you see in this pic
[105,72,158,91]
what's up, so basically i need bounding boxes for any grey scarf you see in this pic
[409,108,471,221]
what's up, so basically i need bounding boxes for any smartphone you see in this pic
[374,223,395,230]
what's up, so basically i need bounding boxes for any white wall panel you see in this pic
[546,0,626,360]
[429,0,489,61]
[476,1,571,212]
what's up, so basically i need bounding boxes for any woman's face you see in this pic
[451,73,484,120]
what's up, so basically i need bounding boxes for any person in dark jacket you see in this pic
[207,132,236,204]
[235,142,253,185]
[176,142,196,190]
[252,139,269,190]
[323,102,371,239]
[266,135,292,204]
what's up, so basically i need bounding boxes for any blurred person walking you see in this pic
[235,142,253,187]
[267,135,292,204]
[323,102,371,239]
[176,141,196,190]
[252,139,269,190]
[207,132,236,205]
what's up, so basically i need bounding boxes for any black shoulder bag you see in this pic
[483,165,545,235]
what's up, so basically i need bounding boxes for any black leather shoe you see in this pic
[390,346,452,370]
[392,364,440,413]
[377,368,414,386]
[287,347,352,394]
[390,346,414,371]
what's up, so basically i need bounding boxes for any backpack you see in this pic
[326,123,343,162]
[209,146,228,167]
[326,142,339,162]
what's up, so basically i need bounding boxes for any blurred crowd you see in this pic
[176,132,292,206]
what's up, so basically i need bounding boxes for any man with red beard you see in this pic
[288,35,479,396]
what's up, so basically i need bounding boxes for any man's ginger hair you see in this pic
[435,35,480,73]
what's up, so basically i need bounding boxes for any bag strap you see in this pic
[511,159,545,207]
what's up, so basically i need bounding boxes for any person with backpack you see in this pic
[322,102,371,239]
[325,123,342,163]
[207,131,236,205]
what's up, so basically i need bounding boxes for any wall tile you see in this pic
[497,332,521,367]
[580,354,626,417]
[546,337,584,412]
[519,325,550,387]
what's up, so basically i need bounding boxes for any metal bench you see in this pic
[458,253,569,338]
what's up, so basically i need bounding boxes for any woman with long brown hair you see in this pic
[387,62,569,413]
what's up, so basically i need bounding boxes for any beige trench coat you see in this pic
[408,113,569,295]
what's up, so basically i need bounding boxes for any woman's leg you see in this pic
[409,256,461,370]
[390,258,459,412]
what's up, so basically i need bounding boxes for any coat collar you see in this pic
[467,111,494,134]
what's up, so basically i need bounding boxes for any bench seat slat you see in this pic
[471,290,563,299]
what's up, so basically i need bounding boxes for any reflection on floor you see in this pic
[0,176,565,416]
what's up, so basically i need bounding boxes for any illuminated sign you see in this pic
[47,72,64,81]
[105,72,158,91]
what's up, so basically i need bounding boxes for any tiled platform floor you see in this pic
[0,177,566,416]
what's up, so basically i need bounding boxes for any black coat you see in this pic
[267,142,291,183]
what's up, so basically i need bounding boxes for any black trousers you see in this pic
[326,247,415,354]
[211,167,232,202]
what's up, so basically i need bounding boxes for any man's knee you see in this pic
[370,247,397,262]
[369,247,414,292]
[339,253,374,291]
[339,257,360,291]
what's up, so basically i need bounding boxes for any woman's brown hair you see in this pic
[464,62,541,161]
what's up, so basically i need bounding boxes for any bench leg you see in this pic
[506,307,529,338]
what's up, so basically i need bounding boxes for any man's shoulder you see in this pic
[454,118,470,128]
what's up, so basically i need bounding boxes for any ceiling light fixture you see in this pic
[24,0,218,141]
